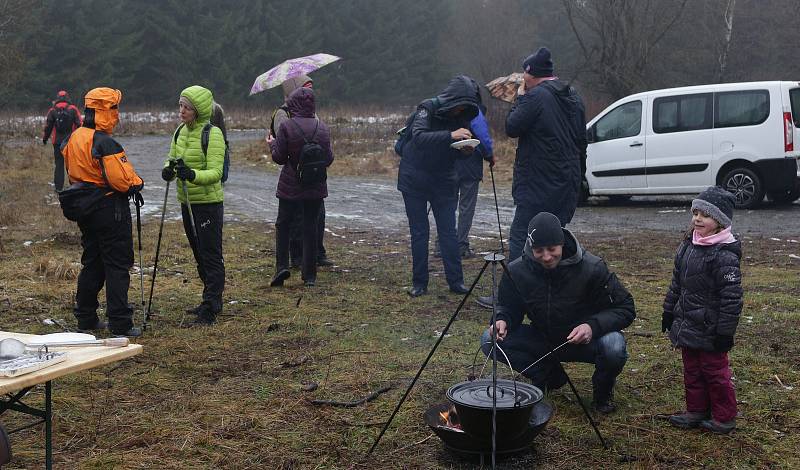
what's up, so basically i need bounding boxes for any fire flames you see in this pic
[438,407,463,431]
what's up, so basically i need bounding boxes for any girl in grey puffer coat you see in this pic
[662,186,742,434]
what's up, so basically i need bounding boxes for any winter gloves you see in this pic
[162,166,175,181]
[661,311,673,333]
[176,165,196,182]
[713,335,734,352]
[42,137,48,145]
[162,163,195,182]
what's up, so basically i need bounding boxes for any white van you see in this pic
[583,81,800,208]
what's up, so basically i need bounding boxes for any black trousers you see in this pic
[289,200,327,262]
[276,198,322,281]
[181,202,225,313]
[75,197,134,333]
[52,144,65,192]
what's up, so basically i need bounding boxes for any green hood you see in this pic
[181,85,213,124]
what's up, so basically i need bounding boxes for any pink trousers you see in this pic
[681,348,737,422]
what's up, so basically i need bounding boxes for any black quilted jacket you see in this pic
[663,239,743,351]
[495,230,636,342]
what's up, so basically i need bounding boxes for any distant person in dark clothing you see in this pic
[43,90,82,192]
[478,47,587,309]
[270,75,333,268]
[397,75,481,297]
[267,87,334,287]
[506,47,587,261]
[436,94,494,259]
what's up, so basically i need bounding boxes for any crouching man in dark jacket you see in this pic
[480,212,635,413]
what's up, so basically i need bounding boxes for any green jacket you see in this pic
[166,85,225,204]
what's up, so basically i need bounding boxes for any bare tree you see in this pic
[716,0,736,82]
[561,0,688,100]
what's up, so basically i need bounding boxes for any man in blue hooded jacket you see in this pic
[397,75,481,297]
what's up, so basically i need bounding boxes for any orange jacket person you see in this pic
[61,87,144,337]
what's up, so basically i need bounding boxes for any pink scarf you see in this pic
[692,226,736,246]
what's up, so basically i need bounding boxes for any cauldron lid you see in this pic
[447,379,542,410]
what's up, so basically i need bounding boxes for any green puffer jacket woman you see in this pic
[161,85,226,326]
[166,85,225,203]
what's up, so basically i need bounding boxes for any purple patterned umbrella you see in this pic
[249,53,341,96]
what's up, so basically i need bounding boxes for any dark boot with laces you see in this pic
[669,411,709,429]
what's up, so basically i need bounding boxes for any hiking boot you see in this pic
[77,320,108,334]
[668,411,709,429]
[304,279,316,287]
[592,390,617,414]
[112,326,142,338]
[476,295,495,309]
[317,257,334,267]
[186,305,202,316]
[461,247,476,259]
[700,418,736,434]
[407,286,427,297]
[449,283,469,295]
[591,399,617,414]
[270,269,291,287]
[191,315,217,327]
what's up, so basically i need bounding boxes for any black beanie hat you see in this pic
[527,212,564,248]
[523,47,554,77]
[691,186,735,228]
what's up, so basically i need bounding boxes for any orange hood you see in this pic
[84,87,122,133]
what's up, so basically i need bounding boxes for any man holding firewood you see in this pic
[479,212,635,413]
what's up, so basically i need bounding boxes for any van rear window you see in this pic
[790,88,800,126]
[715,90,769,128]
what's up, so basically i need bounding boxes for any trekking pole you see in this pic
[133,192,145,322]
[489,164,505,254]
[144,167,173,331]
[176,159,204,272]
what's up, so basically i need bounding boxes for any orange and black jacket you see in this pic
[61,117,143,196]
[43,101,82,144]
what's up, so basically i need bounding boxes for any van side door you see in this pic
[646,93,713,192]
[585,100,646,192]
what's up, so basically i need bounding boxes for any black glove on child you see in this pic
[713,335,734,352]
[661,312,674,333]
[42,137,48,145]
[176,165,196,182]
[162,166,175,181]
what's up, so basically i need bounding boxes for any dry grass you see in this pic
[34,257,79,281]
[1,139,799,469]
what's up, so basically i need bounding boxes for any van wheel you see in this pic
[721,167,764,209]
[767,179,800,205]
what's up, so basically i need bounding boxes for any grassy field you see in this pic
[1,141,799,469]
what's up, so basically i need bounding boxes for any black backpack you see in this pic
[288,118,327,186]
[173,123,230,183]
[393,98,438,157]
[54,106,73,134]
